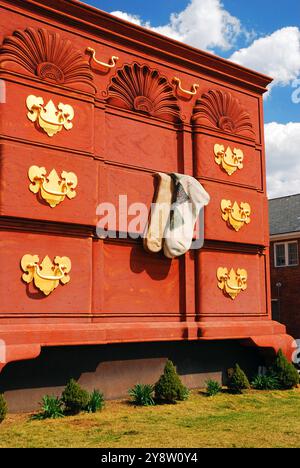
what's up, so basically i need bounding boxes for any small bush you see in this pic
[227,364,250,394]
[251,374,280,390]
[0,394,7,423]
[85,389,105,413]
[272,349,299,389]
[61,378,89,415]
[32,395,64,420]
[129,384,155,406]
[206,379,222,397]
[180,386,190,401]
[154,360,189,404]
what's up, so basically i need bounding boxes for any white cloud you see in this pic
[265,122,300,198]
[112,6,300,95]
[110,10,149,28]
[112,0,243,51]
[230,27,300,92]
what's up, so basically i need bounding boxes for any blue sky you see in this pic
[83,0,300,198]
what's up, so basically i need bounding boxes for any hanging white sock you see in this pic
[163,174,210,258]
[143,172,174,253]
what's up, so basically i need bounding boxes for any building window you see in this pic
[274,241,299,267]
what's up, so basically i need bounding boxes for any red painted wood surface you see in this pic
[0,230,92,317]
[0,142,98,225]
[193,133,263,191]
[93,240,182,319]
[0,0,294,369]
[201,181,267,245]
[197,248,268,318]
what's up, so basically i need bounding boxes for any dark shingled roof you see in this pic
[269,194,300,235]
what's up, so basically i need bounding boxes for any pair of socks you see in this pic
[143,173,210,258]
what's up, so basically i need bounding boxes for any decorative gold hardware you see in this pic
[217,267,248,300]
[28,166,78,208]
[26,95,74,137]
[172,77,199,98]
[221,200,251,232]
[214,144,244,176]
[21,255,71,296]
[86,47,119,71]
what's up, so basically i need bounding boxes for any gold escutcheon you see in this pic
[217,267,248,300]
[28,166,78,208]
[214,144,244,176]
[221,200,251,232]
[26,95,74,137]
[21,254,71,296]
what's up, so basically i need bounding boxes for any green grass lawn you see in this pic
[1,389,300,448]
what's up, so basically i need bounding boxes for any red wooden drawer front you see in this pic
[0,231,92,315]
[105,111,179,172]
[193,132,263,191]
[197,249,268,318]
[0,143,98,226]
[92,240,182,318]
[201,181,267,245]
[98,164,156,235]
[1,81,94,154]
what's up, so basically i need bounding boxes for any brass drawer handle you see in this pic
[217,267,248,300]
[221,200,251,232]
[86,47,119,70]
[34,263,66,281]
[21,254,71,296]
[173,77,199,97]
[28,166,77,208]
[41,180,68,196]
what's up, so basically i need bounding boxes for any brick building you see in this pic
[269,194,300,339]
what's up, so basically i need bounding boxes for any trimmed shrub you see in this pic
[251,374,280,390]
[272,349,299,389]
[129,384,155,406]
[180,386,190,401]
[61,378,89,415]
[32,395,64,420]
[154,360,189,404]
[206,379,222,397]
[0,394,7,423]
[227,364,250,394]
[85,390,105,413]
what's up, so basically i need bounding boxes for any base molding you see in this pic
[241,334,296,362]
[0,319,292,372]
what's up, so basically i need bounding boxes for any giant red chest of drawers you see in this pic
[0,0,293,371]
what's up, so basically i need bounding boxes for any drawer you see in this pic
[1,80,94,154]
[193,132,263,191]
[201,180,268,245]
[105,111,179,172]
[0,142,98,226]
[196,249,268,317]
[98,164,155,236]
[0,230,92,315]
[92,240,182,319]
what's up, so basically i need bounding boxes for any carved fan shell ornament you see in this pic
[107,63,182,123]
[0,27,96,93]
[192,89,254,139]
